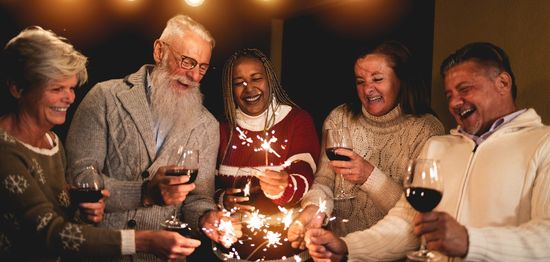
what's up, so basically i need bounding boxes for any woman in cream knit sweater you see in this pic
[288,41,444,246]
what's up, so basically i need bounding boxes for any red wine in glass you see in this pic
[166,168,198,184]
[69,165,104,204]
[405,187,442,213]
[325,147,352,161]
[325,128,354,200]
[161,148,199,230]
[404,158,444,261]
[69,188,102,203]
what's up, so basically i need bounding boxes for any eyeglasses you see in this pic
[160,41,209,75]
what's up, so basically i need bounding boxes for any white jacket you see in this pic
[343,108,550,261]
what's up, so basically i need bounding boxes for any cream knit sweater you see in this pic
[301,104,444,236]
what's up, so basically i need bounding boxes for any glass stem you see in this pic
[339,174,345,196]
[419,235,428,256]
[172,204,180,222]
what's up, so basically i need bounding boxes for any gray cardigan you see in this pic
[66,65,219,261]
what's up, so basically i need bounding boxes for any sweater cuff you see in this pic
[121,229,136,255]
[359,167,385,192]
[264,188,285,200]
[268,174,298,205]
[463,227,486,261]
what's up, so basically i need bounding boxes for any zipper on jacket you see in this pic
[454,141,478,220]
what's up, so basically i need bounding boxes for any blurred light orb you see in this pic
[185,0,204,7]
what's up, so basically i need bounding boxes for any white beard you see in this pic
[150,65,203,139]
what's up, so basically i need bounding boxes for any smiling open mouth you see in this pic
[51,107,68,112]
[244,94,261,102]
[459,107,475,119]
[367,95,383,103]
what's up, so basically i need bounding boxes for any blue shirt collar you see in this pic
[459,108,526,145]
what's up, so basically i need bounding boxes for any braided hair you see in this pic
[221,48,297,127]
[220,48,298,163]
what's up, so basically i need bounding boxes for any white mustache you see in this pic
[174,76,200,89]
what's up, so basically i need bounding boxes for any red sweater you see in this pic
[215,107,320,260]
[217,107,320,211]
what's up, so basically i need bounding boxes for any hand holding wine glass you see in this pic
[325,128,355,200]
[161,147,199,237]
[69,165,105,203]
[404,158,444,261]
[165,148,199,184]
[69,165,108,223]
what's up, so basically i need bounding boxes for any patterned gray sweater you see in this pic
[65,65,219,261]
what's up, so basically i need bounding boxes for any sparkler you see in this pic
[316,198,327,215]
[235,127,287,166]
[243,179,251,198]
[221,127,302,260]
[245,230,283,260]
[264,231,282,247]
[278,206,294,230]
[245,210,267,232]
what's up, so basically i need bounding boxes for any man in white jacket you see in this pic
[303,42,550,261]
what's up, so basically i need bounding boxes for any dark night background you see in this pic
[0,0,435,141]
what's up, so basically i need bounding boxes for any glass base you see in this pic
[333,192,356,200]
[406,249,441,261]
[161,219,192,237]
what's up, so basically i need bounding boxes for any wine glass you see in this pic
[325,127,355,200]
[69,165,104,205]
[404,158,444,261]
[161,147,199,237]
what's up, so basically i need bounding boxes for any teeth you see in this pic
[244,94,261,102]
[51,107,68,112]
[368,96,382,102]
[459,108,474,117]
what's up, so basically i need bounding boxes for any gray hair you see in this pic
[159,15,215,48]
[0,26,88,114]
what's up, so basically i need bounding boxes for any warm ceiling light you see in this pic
[185,0,204,7]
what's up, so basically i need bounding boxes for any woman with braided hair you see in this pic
[213,48,320,261]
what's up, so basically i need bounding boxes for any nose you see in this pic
[186,67,203,83]
[363,82,377,95]
[62,88,75,104]
[448,94,463,112]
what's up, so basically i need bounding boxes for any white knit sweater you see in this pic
[343,108,550,261]
[301,104,444,236]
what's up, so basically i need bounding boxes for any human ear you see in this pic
[496,71,512,95]
[8,82,23,99]
[153,39,163,64]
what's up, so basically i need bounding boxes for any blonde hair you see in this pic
[1,26,88,114]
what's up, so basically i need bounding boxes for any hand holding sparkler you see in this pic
[200,210,242,247]
[288,204,326,250]
[256,169,289,197]
[223,176,258,212]
[305,227,348,262]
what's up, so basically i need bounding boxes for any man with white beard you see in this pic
[66,15,230,261]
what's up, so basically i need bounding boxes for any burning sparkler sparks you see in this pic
[245,210,267,232]
[278,206,295,229]
[243,179,251,197]
[316,198,327,215]
[264,231,282,248]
